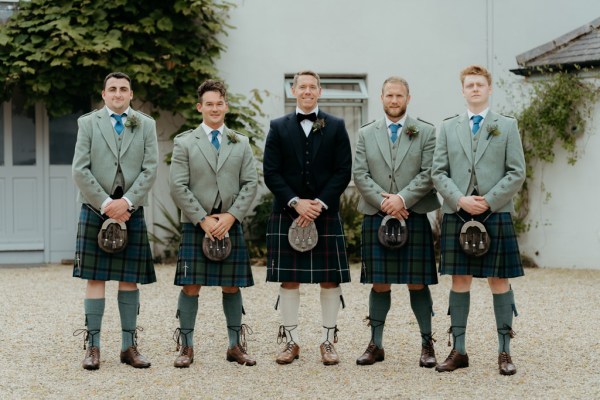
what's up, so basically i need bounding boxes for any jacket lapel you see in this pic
[286,114,305,167]
[119,110,137,157]
[456,113,473,164]
[374,119,393,170]
[474,111,498,165]
[96,111,119,158]
[216,127,235,172]
[194,127,218,173]
[393,116,415,172]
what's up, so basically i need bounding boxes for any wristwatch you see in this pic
[290,199,298,208]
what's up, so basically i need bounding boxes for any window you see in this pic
[50,113,80,165]
[284,75,368,159]
[11,90,35,166]
[0,0,20,23]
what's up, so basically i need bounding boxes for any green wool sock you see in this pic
[177,290,199,348]
[493,290,516,354]
[84,298,105,348]
[223,290,243,348]
[448,290,470,355]
[118,289,139,351]
[369,289,391,348]
[409,286,434,346]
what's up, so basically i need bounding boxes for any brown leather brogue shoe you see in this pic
[120,346,151,368]
[226,344,256,366]
[435,349,469,372]
[498,352,516,376]
[276,342,300,364]
[356,341,385,365]
[419,341,437,368]
[320,341,340,366]
[174,346,194,368]
[82,346,100,370]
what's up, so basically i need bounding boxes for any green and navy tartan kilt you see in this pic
[360,213,438,285]
[72,205,156,284]
[266,212,350,283]
[439,212,524,278]
[174,222,254,287]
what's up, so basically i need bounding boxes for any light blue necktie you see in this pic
[211,130,220,150]
[112,113,125,135]
[471,115,483,134]
[389,123,401,143]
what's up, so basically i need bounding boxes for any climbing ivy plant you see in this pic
[0,0,265,154]
[512,69,598,233]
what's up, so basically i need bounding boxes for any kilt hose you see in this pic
[266,211,350,283]
[174,222,254,287]
[360,213,438,285]
[73,205,156,284]
[439,212,524,278]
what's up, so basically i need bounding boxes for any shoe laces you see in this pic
[277,324,297,345]
[73,328,99,350]
[283,341,297,353]
[364,342,377,354]
[322,341,335,353]
[446,349,459,361]
[173,328,194,351]
[421,332,436,352]
[499,352,512,364]
[180,346,192,356]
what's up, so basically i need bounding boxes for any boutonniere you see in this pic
[227,132,239,144]
[124,114,140,130]
[312,118,326,133]
[486,124,501,140]
[405,125,419,140]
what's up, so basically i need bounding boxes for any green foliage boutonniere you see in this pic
[406,125,419,140]
[486,124,501,140]
[227,132,239,144]
[312,118,326,133]
[124,114,139,130]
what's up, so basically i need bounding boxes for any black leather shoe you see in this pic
[419,340,437,368]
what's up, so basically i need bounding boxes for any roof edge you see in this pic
[516,17,600,66]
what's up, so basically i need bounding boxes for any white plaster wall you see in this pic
[147,0,600,268]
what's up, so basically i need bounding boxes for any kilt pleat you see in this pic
[360,213,438,285]
[174,223,254,287]
[439,212,524,278]
[266,212,350,283]
[72,205,156,284]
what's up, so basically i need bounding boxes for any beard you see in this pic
[384,104,407,119]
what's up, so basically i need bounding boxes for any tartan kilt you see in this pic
[360,213,438,285]
[72,205,156,284]
[266,212,350,283]
[439,212,524,278]
[174,222,254,287]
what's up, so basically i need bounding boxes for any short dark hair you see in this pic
[292,70,321,87]
[103,72,132,89]
[197,79,227,102]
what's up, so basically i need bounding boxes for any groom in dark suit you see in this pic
[263,70,352,365]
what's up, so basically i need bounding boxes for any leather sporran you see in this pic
[202,233,232,261]
[459,220,490,257]
[97,218,128,253]
[377,215,408,249]
[288,220,318,252]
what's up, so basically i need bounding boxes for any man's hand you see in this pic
[381,192,409,219]
[458,196,490,215]
[199,215,219,240]
[293,199,322,223]
[208,212,236,240]
[104,199,131,222]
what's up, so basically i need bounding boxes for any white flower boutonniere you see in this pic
[406,125,419,140]
[125,114,140,131]
[486,124,501,140]
[312,118,326,133]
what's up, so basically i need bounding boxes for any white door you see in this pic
[47,113,79,262]
[0,98,45,263]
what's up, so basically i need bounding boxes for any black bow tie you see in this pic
[296,112,317,123]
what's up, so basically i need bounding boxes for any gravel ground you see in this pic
[0,263,598,400]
